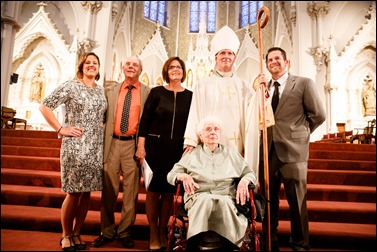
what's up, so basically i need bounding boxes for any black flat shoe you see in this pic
[72,235,86,250]
[60,236,76,251]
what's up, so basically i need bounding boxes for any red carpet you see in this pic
[1,129,376,251]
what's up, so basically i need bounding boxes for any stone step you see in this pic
[1,205,375,250]
[308,159,375,171]
[1,155,60,171]
[309,142,376,152]
[0,168,146,194]
[1,229,150,251]
[2,144,375,161]
[1,136,62,148]
[2,129,375,153]
[3,154,375,173]
[1,184,375,224]
[2,169,375,202]
[1,145,61,157]
[299,183,376,203]
[1,169,61,188]
[1,129,58,139]
[2,130,375,154]
[307,169,376,186]
[1,184,147,214]
[309,150,376,161]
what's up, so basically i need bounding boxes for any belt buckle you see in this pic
[113,134,134,141]
[113,134,122,140]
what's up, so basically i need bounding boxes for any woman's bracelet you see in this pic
[57,126,63,134]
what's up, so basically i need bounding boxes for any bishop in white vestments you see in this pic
[183,25,261,182]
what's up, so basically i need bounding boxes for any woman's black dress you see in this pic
[138,86,192,193]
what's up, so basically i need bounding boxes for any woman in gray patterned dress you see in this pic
[40,52,107,251]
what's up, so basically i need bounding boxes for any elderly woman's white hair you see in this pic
[196,115,223,135]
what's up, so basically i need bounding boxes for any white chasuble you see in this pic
[184,71,261,184]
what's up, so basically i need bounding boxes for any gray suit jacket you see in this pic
[269,74,326,163]
[103,82,150,163]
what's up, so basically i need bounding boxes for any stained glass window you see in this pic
[240,1,264,28]
[144,1,166,26]
[189,1,216,33]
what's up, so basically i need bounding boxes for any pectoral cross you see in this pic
[228,131,240,146]
[224,86,236,100]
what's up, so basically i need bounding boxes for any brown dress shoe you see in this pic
[120,236,135,248]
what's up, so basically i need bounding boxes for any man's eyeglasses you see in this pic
[168,65,182,70]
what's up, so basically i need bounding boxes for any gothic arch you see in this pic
[139,25,169,87]
[140,72,151,87]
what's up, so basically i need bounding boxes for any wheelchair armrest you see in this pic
[235,177,256,191]
[248,182,256,191]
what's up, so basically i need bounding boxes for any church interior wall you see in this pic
[160,1,179,58]
[1,1,375,142]
[132,2,158,57]
[111,3,133,84]
[110,46,123,83]
[175,2,191,61]
[327,1,371,54]
[141,54,165,87]
[93,2,117,87]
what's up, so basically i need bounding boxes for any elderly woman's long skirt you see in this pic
[185,193,248,247]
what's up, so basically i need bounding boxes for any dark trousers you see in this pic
[259,142,310,251]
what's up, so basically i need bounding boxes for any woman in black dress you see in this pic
[136,56,192,251]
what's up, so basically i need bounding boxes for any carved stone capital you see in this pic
[310,46,329,72]
[78,38,96,54]
[324,84,334,93]
[81,1,103,14]
[307,1,330,19]
[1,16,21,32]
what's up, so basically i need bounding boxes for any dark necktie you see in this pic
[120,85,134,134]
[271,81,280,114]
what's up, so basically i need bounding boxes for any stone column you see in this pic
[1,1,21,107]
[78,1,103,56]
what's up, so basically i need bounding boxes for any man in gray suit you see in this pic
[92,56,150,248]
[258,47,326,251]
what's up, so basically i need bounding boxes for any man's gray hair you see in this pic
[196,115,223,135]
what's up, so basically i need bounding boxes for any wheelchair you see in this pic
[166,181,263,251]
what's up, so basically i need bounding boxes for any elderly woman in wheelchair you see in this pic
[167,115,257,251]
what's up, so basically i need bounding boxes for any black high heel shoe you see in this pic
[72,235,87,250]
[59,236,76,251]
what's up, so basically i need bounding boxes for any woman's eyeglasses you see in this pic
[203,126,221,132]
[168,65,182,70]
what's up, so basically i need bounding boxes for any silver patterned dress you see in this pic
[42,80,107,193]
